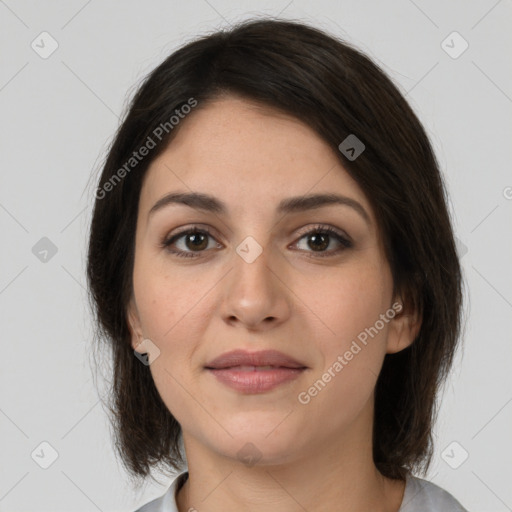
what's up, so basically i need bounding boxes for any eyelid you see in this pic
[161,224,220,249]
[292,223,352,244]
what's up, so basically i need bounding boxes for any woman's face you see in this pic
[127,95,418,467]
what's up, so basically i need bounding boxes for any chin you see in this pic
[208,416,304,466]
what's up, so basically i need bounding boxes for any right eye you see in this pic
[160,226,222,258]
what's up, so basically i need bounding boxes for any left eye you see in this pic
[293,226,352,257]
[161,225,352,259]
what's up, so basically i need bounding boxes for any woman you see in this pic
[87,18,468,511]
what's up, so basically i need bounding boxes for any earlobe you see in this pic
[386,302,422,354]
[127,299,144,352]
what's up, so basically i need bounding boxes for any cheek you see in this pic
[132,263,212,407]
[137,282,207,424]
[315,261,390,342]
[307,264,390,395]
[133,262,201,341]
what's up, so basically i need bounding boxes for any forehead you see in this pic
[139,96,374,224]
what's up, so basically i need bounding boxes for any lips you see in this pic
[204,349,307,370]
[204,350,308,393]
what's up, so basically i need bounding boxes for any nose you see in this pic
[220,238,291,332]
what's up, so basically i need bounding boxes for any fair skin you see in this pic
[127,95,421,512]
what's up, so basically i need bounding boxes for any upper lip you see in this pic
[205,349,307,369]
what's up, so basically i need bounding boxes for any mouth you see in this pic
[204,350,308,393]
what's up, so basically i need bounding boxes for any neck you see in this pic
[175,399,406,512]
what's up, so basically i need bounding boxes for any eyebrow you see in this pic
[148,191,371,226]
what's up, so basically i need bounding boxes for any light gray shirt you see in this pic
[133,470,469,511]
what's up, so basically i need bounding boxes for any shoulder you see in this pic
[132,471,189,512]
[399,474,469,511]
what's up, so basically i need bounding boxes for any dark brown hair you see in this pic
[86,17,465,483]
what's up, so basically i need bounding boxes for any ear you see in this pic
[385,299,422,354]
[127,298,144,352]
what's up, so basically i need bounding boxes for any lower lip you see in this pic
[206,367,305,393]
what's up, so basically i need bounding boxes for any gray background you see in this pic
[1,1,511,511]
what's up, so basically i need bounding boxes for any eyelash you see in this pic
[160,224,352,259]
